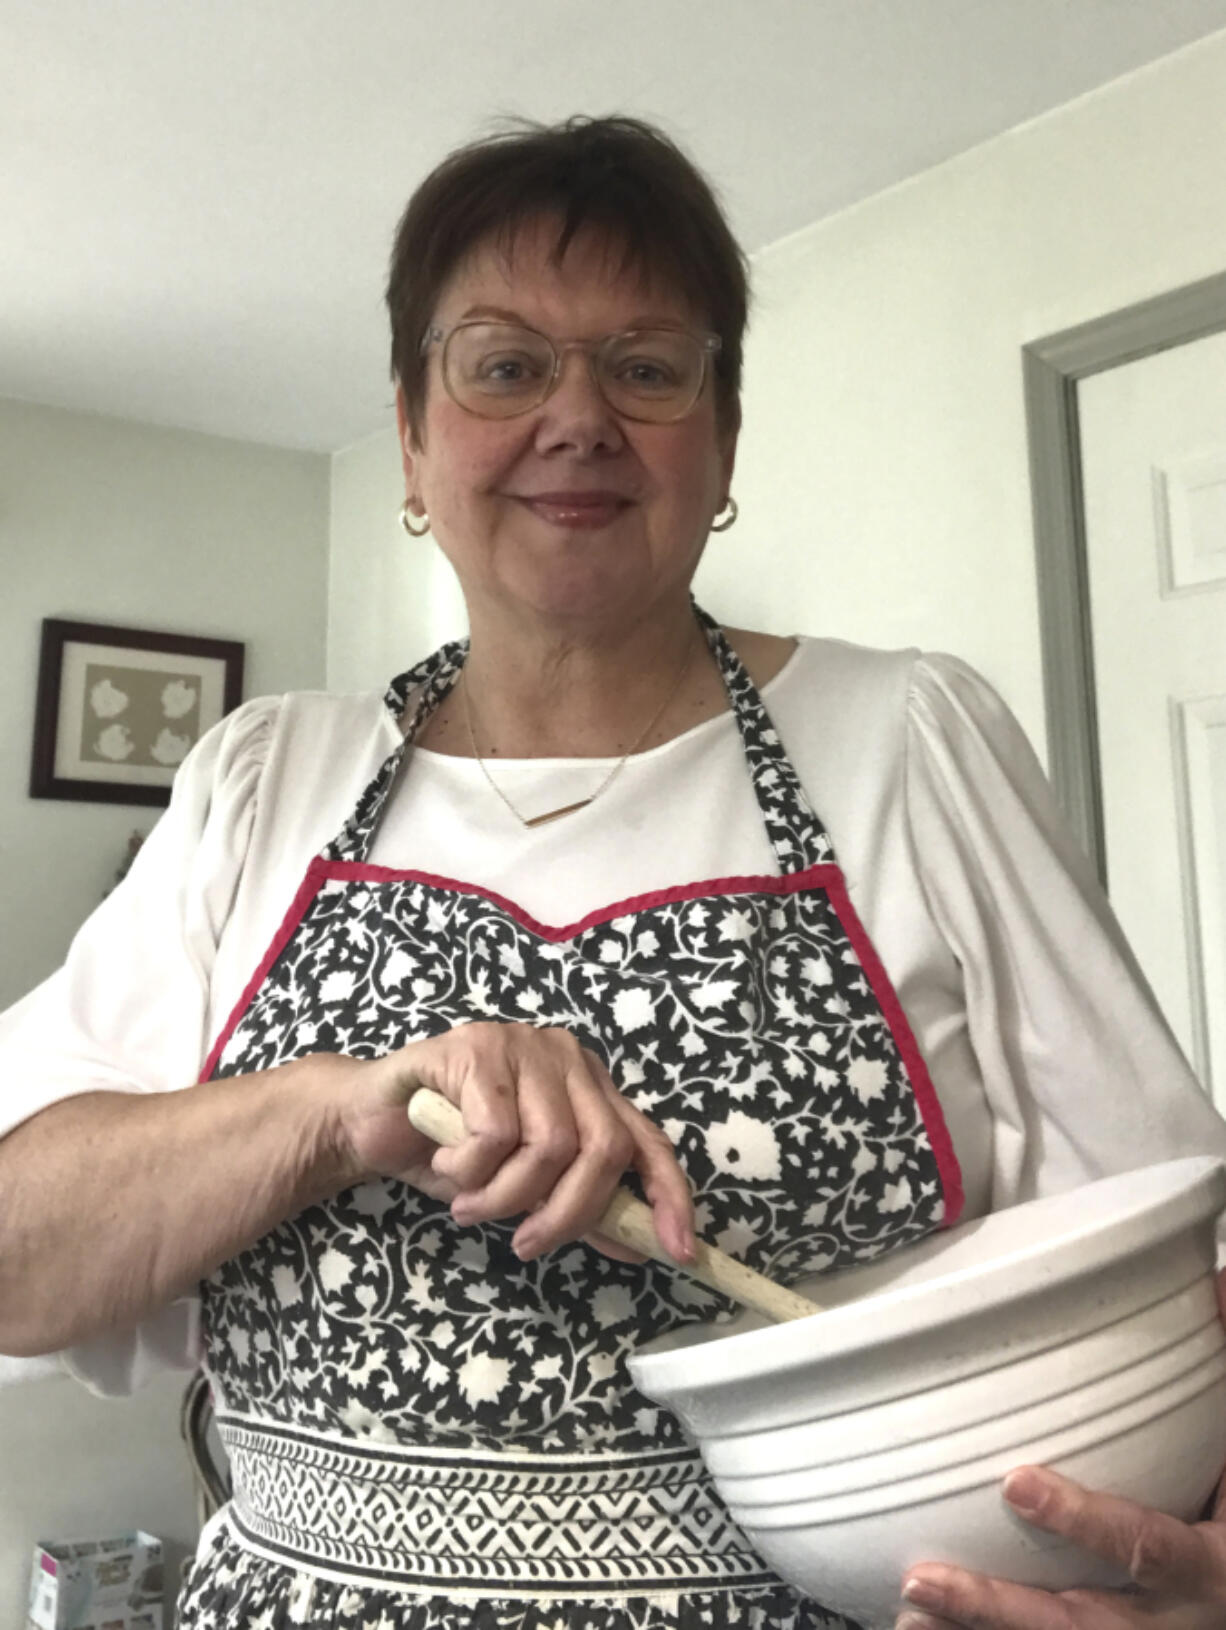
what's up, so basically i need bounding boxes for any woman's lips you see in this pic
[515,493,631,529]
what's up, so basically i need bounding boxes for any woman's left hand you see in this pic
[897,1268,1226,1629]
[897,1465,1226,1627]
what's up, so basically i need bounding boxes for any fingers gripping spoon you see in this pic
[406,1086,820,1324]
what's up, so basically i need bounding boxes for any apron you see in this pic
[177,611,963,1630]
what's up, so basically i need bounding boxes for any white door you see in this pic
[1078,328,1226,1108]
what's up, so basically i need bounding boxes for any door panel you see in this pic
[1078,328,1226,1103]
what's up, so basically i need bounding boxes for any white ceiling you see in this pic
[5,0,1226,452]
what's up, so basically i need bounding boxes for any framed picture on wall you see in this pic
[29,618,245,806]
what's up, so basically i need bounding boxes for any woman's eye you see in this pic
[476,353,545,388]
[615,358,680,391]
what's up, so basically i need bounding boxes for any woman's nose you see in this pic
[533,349,625,456]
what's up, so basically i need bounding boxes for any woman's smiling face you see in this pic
[397,218,737,635]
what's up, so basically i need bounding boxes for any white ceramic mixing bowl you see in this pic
[629,1157,1226,1630]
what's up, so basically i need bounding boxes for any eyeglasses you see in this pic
[421,320,722,424]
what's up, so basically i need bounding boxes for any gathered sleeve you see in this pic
[902,654,1226,1211]
[0,696,280,1393]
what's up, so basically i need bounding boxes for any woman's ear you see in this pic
[718,420,739,506]
[394,382,422,507]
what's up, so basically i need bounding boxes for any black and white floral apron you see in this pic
[178,611,963,1630]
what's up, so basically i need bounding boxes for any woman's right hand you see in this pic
[324,1021,697,1268]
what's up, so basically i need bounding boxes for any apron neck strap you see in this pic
[694,608,831,872]
[324,637,468,863]
[327,609,830,873]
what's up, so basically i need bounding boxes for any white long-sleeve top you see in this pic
[3,636,1223,1394]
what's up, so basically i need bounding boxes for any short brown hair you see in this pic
[387,115,749,441]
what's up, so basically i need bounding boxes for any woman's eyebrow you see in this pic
[460,304,525,323]
[457,304,690,330]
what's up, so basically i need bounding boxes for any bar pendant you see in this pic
[524,798,594,828]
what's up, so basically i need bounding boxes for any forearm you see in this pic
[0,1058,359,1356]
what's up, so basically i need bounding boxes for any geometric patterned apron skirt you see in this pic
[176,609,963,1629]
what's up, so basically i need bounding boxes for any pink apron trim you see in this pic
[821,870,964,1226]
[316,859,855,939]
[200,856,331,1082]
[201,856,964,1223]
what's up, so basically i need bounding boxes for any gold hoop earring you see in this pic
[710,496,738,533]
[399,501,430,538]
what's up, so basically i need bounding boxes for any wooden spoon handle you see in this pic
[406,1086,819,1325]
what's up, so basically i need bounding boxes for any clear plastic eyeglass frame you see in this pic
[420,320,722,423]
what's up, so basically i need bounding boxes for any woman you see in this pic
[2,116,1226,1630]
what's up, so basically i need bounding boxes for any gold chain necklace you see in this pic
[459,636,698,829]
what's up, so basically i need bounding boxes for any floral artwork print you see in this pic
[80,663,201,766]
[184,609,956,1629]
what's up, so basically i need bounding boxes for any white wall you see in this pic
[3,1370,197,1623]
[327,426,466,693]
[697,29,1226,755]
[0,397,330,1626]
[0,397,331,1009]
[325,30,1226,765]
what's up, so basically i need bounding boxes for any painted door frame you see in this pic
[1023,268,1226,889]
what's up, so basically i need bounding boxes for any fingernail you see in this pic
[1003,1467,1045,1517]
[896,1614,946,1630]
[901,1577,944,1612]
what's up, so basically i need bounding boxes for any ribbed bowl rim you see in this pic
[630,1158,1226,1399]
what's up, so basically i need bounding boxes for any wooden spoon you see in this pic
[407,1086,820,1324]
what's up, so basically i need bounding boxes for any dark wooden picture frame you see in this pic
[29,618,245,807]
